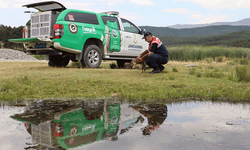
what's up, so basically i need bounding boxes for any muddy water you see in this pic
[0,100,250,150]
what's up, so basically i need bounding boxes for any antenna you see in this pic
[24,11,36,13]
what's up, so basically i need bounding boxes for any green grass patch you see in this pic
[33,55,45,60]
[235,66,250,82]
[0,59,249,102]
[207,66,215,69]
[216,57,224,62]
[239,58,249,65]
[189,68,196,75]
[205,69,224,78]
[70,61,83,68]
[168,45,250,61]
[172,67,178,72]
[196,72,202,78]
[228,61,236,66]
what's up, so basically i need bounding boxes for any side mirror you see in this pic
[141,28,146,35]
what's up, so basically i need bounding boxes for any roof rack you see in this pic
[102,11,119,16]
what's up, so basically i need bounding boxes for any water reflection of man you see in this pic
[131,104,168,135]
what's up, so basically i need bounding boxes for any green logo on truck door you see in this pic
[112,30,119,39]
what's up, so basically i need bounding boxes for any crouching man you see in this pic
[138,32,169,74]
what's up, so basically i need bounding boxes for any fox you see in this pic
[131,58,146,73]
[131,50,149,73]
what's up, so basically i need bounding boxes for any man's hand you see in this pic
[137,55,141,59]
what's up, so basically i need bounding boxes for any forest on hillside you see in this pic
[140,25,250,37]
[0,25,24,49]
[160,30,250,48]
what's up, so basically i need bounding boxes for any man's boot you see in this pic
[160,66,165,72]
[149,67,161,74]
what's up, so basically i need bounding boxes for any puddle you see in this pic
[1,100,250,150]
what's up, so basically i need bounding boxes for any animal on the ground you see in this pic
[110,63,117,69]
[131,50,149,73]
[131,58,146,73]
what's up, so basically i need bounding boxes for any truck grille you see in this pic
[30,11,59,39]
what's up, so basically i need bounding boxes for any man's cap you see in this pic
[142,32,152,39]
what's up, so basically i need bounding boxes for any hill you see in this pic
[168,18,250,29]
[1,24,250,49]
[140,25,250,37]
[159,30,250,48]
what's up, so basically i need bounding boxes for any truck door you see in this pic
[101,16,122,52]
[119,18,148,57]
[107,21,120,52]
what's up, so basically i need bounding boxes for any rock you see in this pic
[0,49,39,61]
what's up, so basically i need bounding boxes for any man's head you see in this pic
[142,32,153,43]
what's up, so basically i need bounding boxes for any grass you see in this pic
[33,55,45,60]
[168,45,250,61]
[235,66,250,82]
[0,58,249,103]
[69,60,82,68]
[172,67,178,72]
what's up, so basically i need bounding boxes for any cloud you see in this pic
[62,2,94,10]
[164,8,191,14]
[175,0,250,9]
[0,0,94,10]
[190,13,231,24]
[1,0,53,8]
[98,0,125,5]
[0,0,8,8]
[130,0,154,6]
[1,0,95,9]
[190,13,205,19]
[14,0,35,2]
[121,13,144,20]
[163,7,230,24]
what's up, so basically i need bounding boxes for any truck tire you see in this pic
[48,55,70,67]
[82,45,102,68]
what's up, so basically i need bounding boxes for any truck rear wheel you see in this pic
[48,55,70,67]
[81,45,102,68]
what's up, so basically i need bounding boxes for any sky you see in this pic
[1,0,250,27]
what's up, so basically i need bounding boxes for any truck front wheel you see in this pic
[48,55,70,67]
[81,45,102,68]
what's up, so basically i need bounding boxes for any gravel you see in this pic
[0,49,45,62]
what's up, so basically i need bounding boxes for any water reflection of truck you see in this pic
[54,102,121,149]
[11,100,143,149]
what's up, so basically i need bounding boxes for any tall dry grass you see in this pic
[168,45,250,61]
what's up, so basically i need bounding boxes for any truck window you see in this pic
[121,18,140,34]
[101,16,120,30]
[64,12,99,25]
